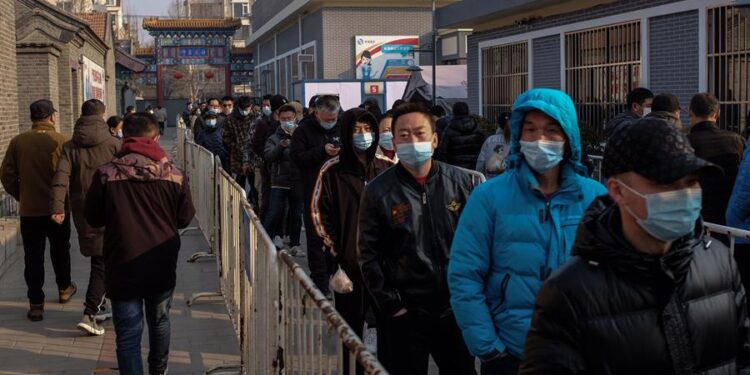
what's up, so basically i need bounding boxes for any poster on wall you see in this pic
[82,56,106,103]
[355,36,419,80]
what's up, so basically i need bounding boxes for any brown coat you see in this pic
[0,120,67,216]
[51,115,121,256]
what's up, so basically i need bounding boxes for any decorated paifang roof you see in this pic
[143,18,242,31]
[232,47,253,56]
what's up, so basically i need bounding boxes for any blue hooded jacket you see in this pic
[448,88,606,360]
[727,145,750,244]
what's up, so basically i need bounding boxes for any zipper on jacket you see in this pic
[420,184,443,285]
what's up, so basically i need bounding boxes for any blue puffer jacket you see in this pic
[448,88,606,360]
[727,144,750,244]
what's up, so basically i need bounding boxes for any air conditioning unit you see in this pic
[298,54,314,62]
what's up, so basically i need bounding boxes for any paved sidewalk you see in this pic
[0,130,240,374]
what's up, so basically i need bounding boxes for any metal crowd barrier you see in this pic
[174,128,388,374]
[588,154,604,183]
[704,223,750,254]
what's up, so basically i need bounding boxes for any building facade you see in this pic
[187,0,253,47]
[248,0,461,99]
[438,0,750,136]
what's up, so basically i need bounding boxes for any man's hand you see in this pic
[51,214,65,225]
[325,144,340,156]
[280,139,291,148]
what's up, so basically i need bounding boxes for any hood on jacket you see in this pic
[111,153,178,183]
[448,115,479,134]
[338,108,380,171]
[573,195,701,284]
[73,115,112,148]
[509,88,586,175]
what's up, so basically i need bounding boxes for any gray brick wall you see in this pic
[16,49,60,133]
[649,10,699,125]
[57,45,75,135]
[467,0,682,115]
[532,34,560,89]
[0,0,18,162]
[321,8,432,80]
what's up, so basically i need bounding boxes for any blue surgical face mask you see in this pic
[397,141,433,168]
[281,120,296,134]
[617,180,702,242]
[262,106,272,116]
[379,132,394,150]
[353,132,374,151]
[240,109,252,117]
[519,139,565,173]
[206,119,217,128]
[320,120,337,130]
[115,129,123,139]
[209,108,220,115]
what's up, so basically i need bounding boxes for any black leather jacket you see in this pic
[520,195,750,375]
[357,160,484,316]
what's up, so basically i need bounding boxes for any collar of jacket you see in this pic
[395,160,440,190]
[573,195,701,284]
[689,121,719,133]
[32,120,56,131]
[514,159,585,205]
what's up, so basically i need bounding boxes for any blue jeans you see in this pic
[112,289,174,375]
[263,187,303,246]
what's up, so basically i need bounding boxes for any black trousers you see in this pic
[735,244,750,294]
[335,281,367,375]
[158,122,165,135]
[376,309,476,375]
[303,198,334,293]
[480,355,520,375]
[20,216,72,305]
[84,255,106,316]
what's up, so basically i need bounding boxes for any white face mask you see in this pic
[643,107,652,116]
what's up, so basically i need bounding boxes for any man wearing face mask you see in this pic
[263,105,303,254]
[311,108,394,374]
[603,87,653,140]
[290,95,342,295]
[224,96,256,194]
[358,103,483,375]
[645,93,683,130]
[448,88,606,375]
[192,98,224,141]
[251,95,288,220]
[520,118,750,374]
[196,113,230,171]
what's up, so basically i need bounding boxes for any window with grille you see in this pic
[565,21,641,136]
[708,6,750,135]
[481,41,528,124]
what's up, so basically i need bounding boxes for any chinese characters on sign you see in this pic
[82,56,105,102]
[355,36,419,80]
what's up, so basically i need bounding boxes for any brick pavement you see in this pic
[0,130,241,374]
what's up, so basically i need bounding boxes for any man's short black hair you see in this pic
[262,94,273,101]
[221,96,234,103]
[107,115,122,130]
[278,104,297,117]
[430,105,446,118]
[392,103,436,133]
[237,96,253,109]
[652,93,681,113]
[126,105,135,112]
[627,87,654,109]
[207,98,220,105]
[690,92,720,118]
[315,95,340,114]
[308,95,320,110]
[123,113,159,138]
[82,99,106,116]
[392,99,406,111]
[452,102,470,117]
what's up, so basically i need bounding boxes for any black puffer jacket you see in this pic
[603,111,639,140]
[520,196,750,375]
[289,117,341,197]
[358,160,484,316]
[434,115,487,170]
[264,126,300,190]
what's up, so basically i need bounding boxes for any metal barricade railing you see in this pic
[704,222,750,255]
[588,154,604,183]
[174,134,388,374]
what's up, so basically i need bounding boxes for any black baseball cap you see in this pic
[30,99,57,120]
[603,117,720,183]
[270,95,288,112]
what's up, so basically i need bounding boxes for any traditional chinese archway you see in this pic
[143,18,242,106]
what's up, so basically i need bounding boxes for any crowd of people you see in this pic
[4,84,750,375]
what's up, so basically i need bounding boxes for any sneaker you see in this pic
[77,315,105,336]
[94,312,112,322]
[27,303,43,322]
[272,236,285,249]
[59,283,77,304]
